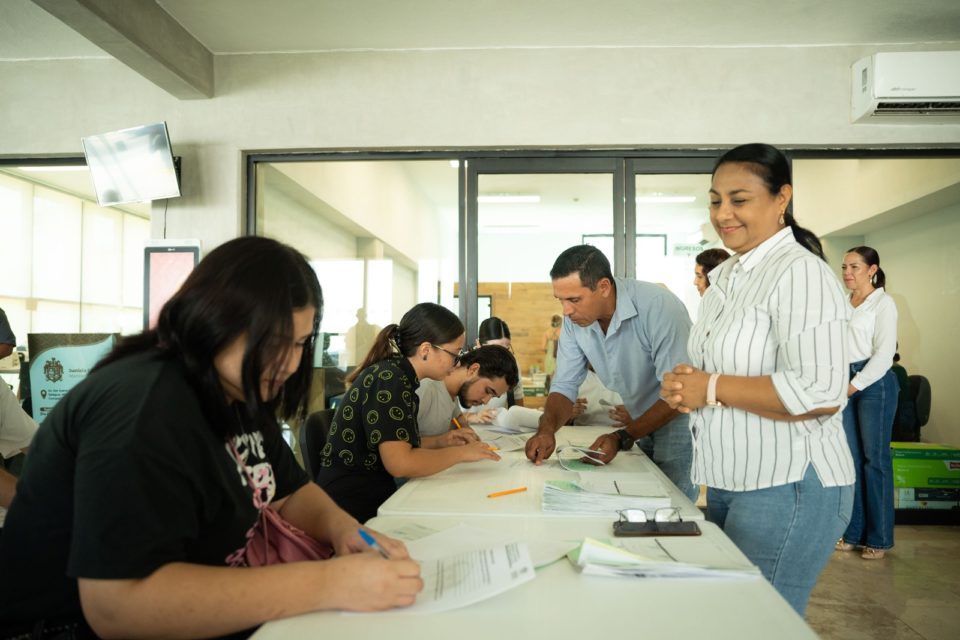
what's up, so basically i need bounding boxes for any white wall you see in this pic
[865,205,960,446]
[274,162,445,264]
[795,159,960,236]
[260,187,356,259]
[2,44,959,252]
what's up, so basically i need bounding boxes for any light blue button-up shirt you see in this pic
[549,277,692,418]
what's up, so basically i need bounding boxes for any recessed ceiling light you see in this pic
[478,194,541,204]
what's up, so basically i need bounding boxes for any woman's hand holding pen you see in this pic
[331,520,411,560]
[661,364,709,413]
[439,428,478,447]
[327,552,423,611]
[459,440,501,463]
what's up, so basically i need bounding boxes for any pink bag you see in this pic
[227,442,332,567]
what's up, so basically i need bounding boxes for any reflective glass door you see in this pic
[465,158,621,406]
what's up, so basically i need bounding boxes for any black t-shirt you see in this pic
[315,355,419,521]
[0,350,307,629]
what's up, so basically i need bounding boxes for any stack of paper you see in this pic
[570,538,759,580]
[541,477,671,515]
[485,406,542,434]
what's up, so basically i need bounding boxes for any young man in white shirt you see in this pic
[417,345,519,437]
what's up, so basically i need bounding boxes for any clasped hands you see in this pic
[661,364,710,413]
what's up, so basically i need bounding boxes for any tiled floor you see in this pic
[806,525,960,640]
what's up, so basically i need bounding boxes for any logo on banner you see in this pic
[43,357,64,383]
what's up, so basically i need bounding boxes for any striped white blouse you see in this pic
[687,227,856,491]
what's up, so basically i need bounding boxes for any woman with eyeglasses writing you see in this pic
[316,303,500,522]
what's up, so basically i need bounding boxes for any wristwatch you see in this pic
[613,428,635,451]
[706,373,724,407]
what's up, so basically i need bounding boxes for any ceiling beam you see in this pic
[31,0,213,99]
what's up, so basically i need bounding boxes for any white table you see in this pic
[252,515,817,640]
[378,426,704,521]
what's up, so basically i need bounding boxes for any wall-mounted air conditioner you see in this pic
[852,51,960,123]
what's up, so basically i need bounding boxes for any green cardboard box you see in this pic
[891,443,960,489]
[895,487,960,510]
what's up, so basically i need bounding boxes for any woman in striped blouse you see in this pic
[661,143,855,615]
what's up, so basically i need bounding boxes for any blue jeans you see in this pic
[634,412,697,502]
[707,465,853,616]
[842,361,898,550]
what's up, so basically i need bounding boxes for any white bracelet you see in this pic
[706,373,723,407]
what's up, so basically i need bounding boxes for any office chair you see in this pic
[893,374,931,442]
[909,375,931,431]
[299,409,335,478]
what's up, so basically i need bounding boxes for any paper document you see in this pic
[614,537,757,572]
[368,522,440,542]
[555,445,605,471]
[542,475,671,515]
[486,406,542,433]
[477,431,530,452]
[570,537,759,580]
[402,522,575,570]
[393,527,535,613]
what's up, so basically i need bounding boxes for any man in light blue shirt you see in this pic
[525,245,697,500]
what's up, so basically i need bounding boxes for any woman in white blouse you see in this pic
[661,143,854,615]
[836,246,898,560]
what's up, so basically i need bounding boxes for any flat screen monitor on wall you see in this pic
[143,243,200,330]
[81,122,181,207]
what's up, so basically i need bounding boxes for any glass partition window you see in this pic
[477,173,613,387]
[0,169,149,352]
[256,160,459,370]
[634,174,716,321]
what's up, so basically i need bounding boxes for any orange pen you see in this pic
[487,486,527,499]
[451,417,463,430]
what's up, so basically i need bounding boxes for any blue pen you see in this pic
[358,528,390,559]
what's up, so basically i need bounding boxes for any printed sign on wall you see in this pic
[27,333,116,424]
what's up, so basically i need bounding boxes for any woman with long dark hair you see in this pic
[836,246,898,559]
[317,303,500,522]
[661,143,854,614]
[693,248,731,296]
[0,237,421,639]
